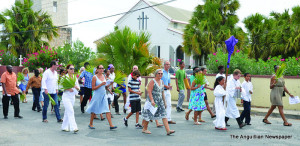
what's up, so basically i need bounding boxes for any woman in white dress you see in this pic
[213,76,227,130]
[61,64,80,133]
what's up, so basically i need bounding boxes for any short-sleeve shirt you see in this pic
[175,69,186,90]
[79,70,93,89]
[128,78,140,101]
[1,71,19,95]
[162,69,170,89]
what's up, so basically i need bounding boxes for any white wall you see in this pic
[116,1,186,65]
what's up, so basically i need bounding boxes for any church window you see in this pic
[173,23,178,29]
[53,1,57,12]
[158,46,160,58]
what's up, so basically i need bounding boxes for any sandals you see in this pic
[199,119,206,122]
[42,119,48,123]
[156,124,163,128]
[167,130,175,135]
[88,125,95,129]
[215,127,227,130]
[142,130,151,134]
[262,119,271,124]
[62,129,70,132]
[185,112,189,120]
[194,122,202,125]
[283,122,292,126]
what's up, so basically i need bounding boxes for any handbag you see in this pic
[184,78,190,90]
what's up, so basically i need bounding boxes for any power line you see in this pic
[1,0,176,35]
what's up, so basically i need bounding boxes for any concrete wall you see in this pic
[132,75,300,111]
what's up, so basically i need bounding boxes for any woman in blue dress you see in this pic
[19,68,29,103]
[86,65,117,130]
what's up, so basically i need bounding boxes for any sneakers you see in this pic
[135,123,143,129]
[123,118,128,127]
[176,107,184,112]
[239,122,246,129]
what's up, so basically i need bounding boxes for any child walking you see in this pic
[240,73,253,125]
[213,76,227,130]
[123,70,143,128]
[188,69,206,125]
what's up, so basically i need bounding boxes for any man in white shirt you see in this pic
[108,64,120,115]
[41,60,62,123]
[225,69,246,129]
[162,61,176,124]
[215,65,225,79]
[240,73,253,125]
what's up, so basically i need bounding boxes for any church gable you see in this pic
[116,0,171,27]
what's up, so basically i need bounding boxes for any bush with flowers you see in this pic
[22,46,61,71]
[0,50,19,66]
[206,48,300,76]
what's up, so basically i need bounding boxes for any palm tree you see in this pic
[244,6,300,60]
[96,27,161,75]
[0,0,58,56]
[183,0,246,65]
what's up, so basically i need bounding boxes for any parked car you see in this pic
[185,69,193,78]
[169,66,177,78]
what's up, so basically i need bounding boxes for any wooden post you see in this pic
[144,77,148,99]
[225,67,229,88]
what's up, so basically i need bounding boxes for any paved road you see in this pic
[0,94,299,146]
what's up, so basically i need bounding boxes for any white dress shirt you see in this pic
[42,69,58,94]
[241,80,253,102]
[109,72,116,88]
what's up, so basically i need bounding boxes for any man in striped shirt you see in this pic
[123,70,143,129]
[79,62,93,113]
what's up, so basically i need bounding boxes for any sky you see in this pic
[1,0,300,51]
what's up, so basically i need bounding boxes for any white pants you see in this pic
[164,90,172,121]
[61,94,78,131]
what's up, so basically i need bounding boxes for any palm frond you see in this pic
[275,63,286,79]
[114,70,126,85]
[17,72,24,81]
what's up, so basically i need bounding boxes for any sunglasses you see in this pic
[99,68,104,69]
[69,68,74,70]
[158,73,163,75]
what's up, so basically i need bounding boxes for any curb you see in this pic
[138,99,300,120]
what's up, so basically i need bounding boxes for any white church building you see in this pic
[98,0,197,67]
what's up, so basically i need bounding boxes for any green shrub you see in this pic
[0,50,19,66]
[22,46,60,71]
[206,48,300,76]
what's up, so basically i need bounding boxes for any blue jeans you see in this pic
[42,92,61,121]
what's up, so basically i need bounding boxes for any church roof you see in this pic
[149,1,192,23]
[115,0,193,24]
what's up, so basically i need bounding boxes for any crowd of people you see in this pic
[0,60,295,136]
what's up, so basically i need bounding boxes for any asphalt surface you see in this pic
[0,94,299,146]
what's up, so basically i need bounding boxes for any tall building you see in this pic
[19,0,72,47]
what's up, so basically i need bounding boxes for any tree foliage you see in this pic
[244,6,300,60]
[183,0,247,64]
[96,27,162,76]
[0,0,58,56]
[56,40,96,70]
